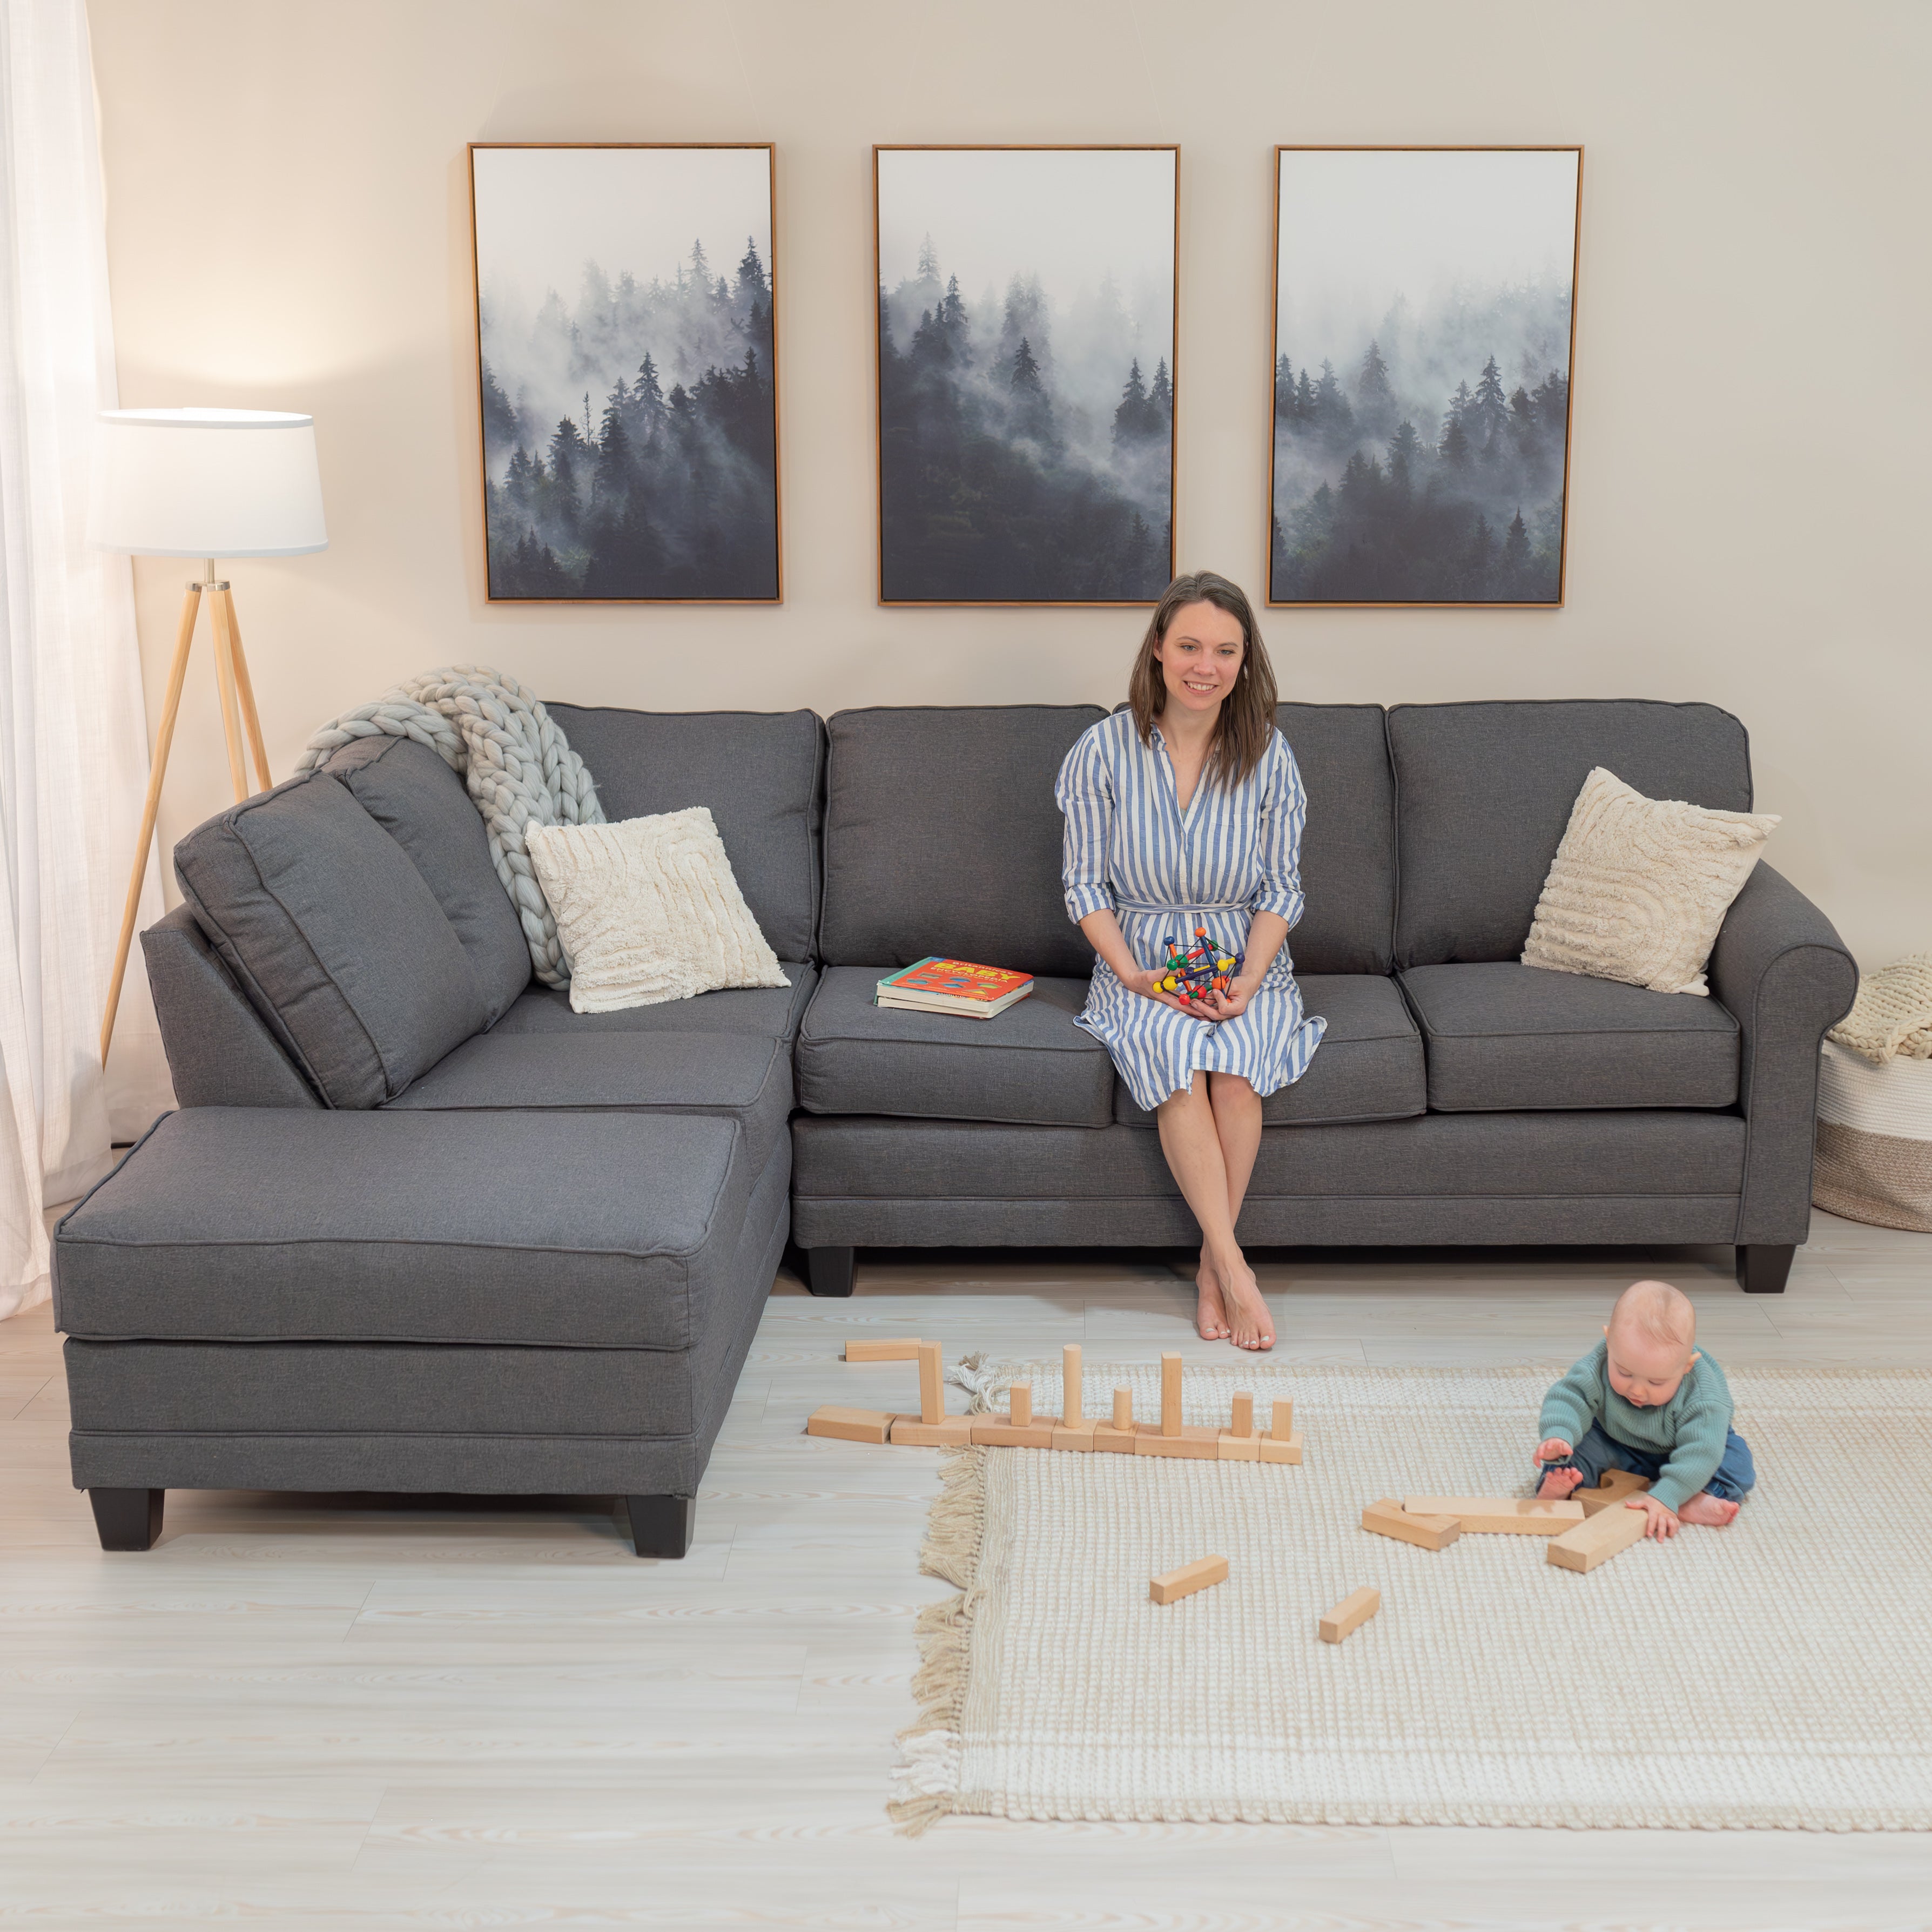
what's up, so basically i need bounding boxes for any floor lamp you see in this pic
[92,407,328,1064]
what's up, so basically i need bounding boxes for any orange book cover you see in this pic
[878,957,1033,1003]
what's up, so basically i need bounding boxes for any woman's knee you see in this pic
[1207,1072,1258,1108]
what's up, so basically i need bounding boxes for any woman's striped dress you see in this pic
[1054,709,1326,1114]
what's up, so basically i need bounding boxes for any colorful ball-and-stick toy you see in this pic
[1156,928,1244,1004]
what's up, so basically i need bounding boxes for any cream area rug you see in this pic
[891,1361,1932,1833]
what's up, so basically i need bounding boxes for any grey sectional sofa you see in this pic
[53,696,1855,1556]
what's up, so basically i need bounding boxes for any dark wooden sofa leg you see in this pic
[90,1488,164,1551]
[1737,1244,1795,1294]
[627,1493,695,1558]
[806,1245,856,1298]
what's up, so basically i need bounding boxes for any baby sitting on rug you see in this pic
[1533,1279,1754,1538]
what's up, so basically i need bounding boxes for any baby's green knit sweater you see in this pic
[1538,1340,1733,1512]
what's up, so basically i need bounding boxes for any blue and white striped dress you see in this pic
[1055,709,1326,1114]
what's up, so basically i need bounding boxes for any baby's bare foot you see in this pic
[1678,1492,1740,1527]
[1195,1252,1230,1341]
[1538,1466,1584,1499]
[1218,1262,1275,1351]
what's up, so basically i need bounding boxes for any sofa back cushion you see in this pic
[323,734,530,1024]
[544,704,824,962]
[174,771,489,1108]
[1276,702,1395,974]
[821,705,1107,978]
[1389,699,1754,967]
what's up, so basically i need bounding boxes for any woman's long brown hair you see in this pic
[1127,571,1280,790]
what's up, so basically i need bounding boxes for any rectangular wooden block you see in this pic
[1405,1496,1585,1534]
[1258,1431,1304,1464]
[843,1337,921,1363]
[1150,1553,1228,1605]
[1134,1423,1219,1460]
[890,1415,974,1447]
[1007,1382,1032,1428]
[1361,1497,1459,1552]
[917,1339,943,1424]
[1318,1584,1381,1644]
[1091,1421,1137,1453]
[1230,1392,1254,1439]
[968,1417,1056,1449]
[1052,1421,1097,1452]
[1270,1397,1295,1440]
[1217,1431,1260,1462]
[1161,1351,1182,1436]
[805,1405,893,1444]
[1548,1499,1652,1572]
[1063,1344,1082,1425]
[1112,1387,1133,1430]
[1575,1469,1653,1516]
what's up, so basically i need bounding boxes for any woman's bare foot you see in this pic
[1678,1492,1740,1527]
[1217,1260,1275,1351]
[1194,1253,1230,1341]
[1538,1466,1584,1499]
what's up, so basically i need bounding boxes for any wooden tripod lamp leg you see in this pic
[208,577,250,803]
[221,587,273,793]
[100,582,202,1066]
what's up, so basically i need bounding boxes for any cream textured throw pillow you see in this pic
[524,808,788,1014]
[1521,768,1780,997]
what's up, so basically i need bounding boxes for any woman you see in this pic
[1056,571,1324,1351]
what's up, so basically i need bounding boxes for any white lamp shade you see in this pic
[90,408,328,557]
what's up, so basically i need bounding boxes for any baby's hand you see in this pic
[1628,1495,1680,1540]
[1534,1437,1574,1464]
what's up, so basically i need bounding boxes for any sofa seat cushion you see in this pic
[1114,973,1424,1126]
[797,968,1114,1127]
[1399,961,1740,1112]
[383,1028,792,1170]
[53,1109,756,1350]
[489,963,816,1042]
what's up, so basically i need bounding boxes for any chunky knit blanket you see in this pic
[1828,953,1932,1066]
[296,667,604,988]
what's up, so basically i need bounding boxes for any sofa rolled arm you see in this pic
[1707,863,1857,1246]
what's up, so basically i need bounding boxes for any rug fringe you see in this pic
[888,1443,986,1835]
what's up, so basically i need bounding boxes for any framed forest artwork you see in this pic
[1269,147,1581,608]
[469,143,780,602]
[874,145,1178,605]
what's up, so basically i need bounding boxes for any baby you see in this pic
[1534,1279,1754,1538]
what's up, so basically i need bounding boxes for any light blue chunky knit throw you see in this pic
[296,667,604,988]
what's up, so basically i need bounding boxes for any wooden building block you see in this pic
[1269,1398,1295,1440]
[1052,1422,1097,1452]
[1404,1496,1584,1534]
[1258,1431,1304,1464]
[1007,1382,1033,1428]
[1361,1497,1460,1552]
[1230,1392,1254,1439]
[1063,1344,1082,1425]
[1134,1423,1219,1460]
[1548,1499,1651,1572]
[891,1415,974,1447]
[805,1405,893,1444]
[844,1337,921,1362]
[1317,1585,1380,1644]
[917,1340,944,1425]
[1161,1352,1182,1436]
[1092,1418,1136,1452]
[1574,1468,1653,1516]
[1112,1387,1133,1430]
[1150,1554,1228,1605]
[969,1416,1056,1448]
[1217,1431,1260,1462]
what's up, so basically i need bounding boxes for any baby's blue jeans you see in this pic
[1537,1419,1756,1504]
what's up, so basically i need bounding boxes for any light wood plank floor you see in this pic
[4,1212,1930,1929]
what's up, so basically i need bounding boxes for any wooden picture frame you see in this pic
[874,144,1180,607]
[1267,145,1582,609]
[468,142,782,604]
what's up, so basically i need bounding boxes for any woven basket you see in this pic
[1814,1040,1932,1233]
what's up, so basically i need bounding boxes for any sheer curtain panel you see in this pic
[0,0,169,1318]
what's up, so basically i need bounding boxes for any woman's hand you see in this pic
[1199,973,1261,1022]
[1119,965,1191,1013]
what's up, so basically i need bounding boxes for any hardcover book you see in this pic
[876,957,1034,1019]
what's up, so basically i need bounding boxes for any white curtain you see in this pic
[0,0,170,1319]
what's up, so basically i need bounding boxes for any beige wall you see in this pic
[90,0,1930,967]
